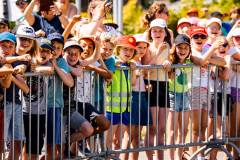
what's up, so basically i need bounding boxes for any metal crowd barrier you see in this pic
[0,63,239,160]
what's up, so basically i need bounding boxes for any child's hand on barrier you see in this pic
[18,54,32,62]
[162,60,171,71]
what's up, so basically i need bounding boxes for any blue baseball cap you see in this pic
[40,38,54,51]
[47,33,64,45]
[0,32,16,44]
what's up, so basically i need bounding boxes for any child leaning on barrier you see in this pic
[228,26,240,159]
[46,32,74,160]
[22,38,54,160]
[105,35,136,159]
[0,32,16,160]
[141,18,171,160]
[129,34,152,160]
[168,34,193,160]
[6,25,38,160]
[62,40,93,158]
[202,36,233,160]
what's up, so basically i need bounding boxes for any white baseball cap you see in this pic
[134,34,149,46]
[149,18,167,30]
[177,18,191,29]
[232,28,240,37]
[16,24,36,40]
[206,17,222,27]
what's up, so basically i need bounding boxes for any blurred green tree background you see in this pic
[122,0,240,35]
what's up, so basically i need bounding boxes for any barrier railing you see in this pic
[0,63,239,160]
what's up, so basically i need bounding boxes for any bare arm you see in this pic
[62,15,81,42]
[85,65,112,79]
[12,74,29,94]
[34,66,54,75]
[0,74,12,88]
[51,59,74,87]
[23,0,37,26]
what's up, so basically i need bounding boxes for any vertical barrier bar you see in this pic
[53,75,56,159]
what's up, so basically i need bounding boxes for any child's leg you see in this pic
[168,111,180,160]
[119,124,130,160]
[145,107,157,160]
[106,124,119,150]
[177,111,190,159]
[156,108,168,160]
[130,125,143,160]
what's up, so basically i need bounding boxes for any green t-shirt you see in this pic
[169,60,192,93]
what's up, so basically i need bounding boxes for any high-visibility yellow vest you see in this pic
[106,69,131,113]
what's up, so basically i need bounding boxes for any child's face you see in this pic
[52,41,64,58]
[100,41,114,59]
[233,36,240,47]
[216,40,229,57]
[0,40,15,56]
[191,34,207,51]
[40,47,52,61]
[136,42,148,58]
[80,39,94,60]
[207,22,221,39]
[150,27,165,42]
[176,43,190,62]
[17,37,34,53]
[0,24,9,33]
[66,47,81,66]
[118,46,135,62]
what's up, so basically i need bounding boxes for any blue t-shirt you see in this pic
[47,57,71,108]
[6,53,30,104]
[94,56,116,102]
[32,14,64,35]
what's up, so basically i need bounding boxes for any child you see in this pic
[168,34,192,160]
[62,40,94,158]
[22,38,54,160]
[0,18,10,33]
[46,32,74,160]
[142,18,171,160]
[105,35,136,160]
[5,25,37,160]
[130,34,152,160]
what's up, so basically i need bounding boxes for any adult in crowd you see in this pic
[143,1,174,48]
[24,0,69,36]
[0,18,10,33]
[55,0,78,20]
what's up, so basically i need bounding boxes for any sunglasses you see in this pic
[16,0,27,6]
[192,34,207,40]
[221,43,228,48]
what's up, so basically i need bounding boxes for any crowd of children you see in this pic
[0,0,240,160]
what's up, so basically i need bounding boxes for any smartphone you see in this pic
[39,0,54,12]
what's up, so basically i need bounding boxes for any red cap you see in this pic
[116,35,136,49]
[189,26,208,38]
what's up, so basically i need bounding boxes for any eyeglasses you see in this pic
[192,34,207,40]
[15,0,27,6]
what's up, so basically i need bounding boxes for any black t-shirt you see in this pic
[32,13,64,36]
[6,53,30,104]
[63,61,80,115]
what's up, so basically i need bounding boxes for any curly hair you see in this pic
[143,2,168,28]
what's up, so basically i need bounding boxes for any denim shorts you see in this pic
[105,111,129,125]
[5,102,25,140]
[131,92,152,125]
[169,92,190,112]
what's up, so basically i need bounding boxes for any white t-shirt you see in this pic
[132,61,146,92]
[75,62,101,103]
[191,48,208,88]
[229,47,240,88]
